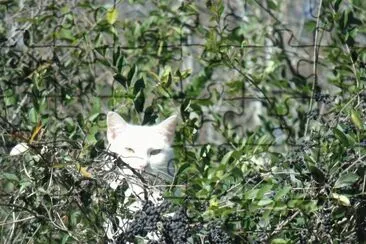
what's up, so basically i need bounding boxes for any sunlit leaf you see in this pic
[274,186,291,201]
[334,173,358,188]
[332,193,351,206]
[9,143,29,156]
[29,121,42,143]
[271,238,288,244]
[351,110,363,130]
[106,8,118,25]
[220,151,234,165]
[76,163,92,178]
[257,198,273,206]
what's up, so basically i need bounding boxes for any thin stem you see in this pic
[0,216,36,226]
[304,0,323,137]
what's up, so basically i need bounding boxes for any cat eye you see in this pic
[125,147,135,153]
[150,149,162,155]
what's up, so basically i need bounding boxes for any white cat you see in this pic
[8,112,178,242]
[105,111,177,184]
[104,111,177,242]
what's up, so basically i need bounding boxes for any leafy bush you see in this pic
[1,0,365,243]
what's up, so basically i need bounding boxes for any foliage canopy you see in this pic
[1,0,366,243]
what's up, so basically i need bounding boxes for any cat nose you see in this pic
[137,165,146,170]
[136,162,148,171]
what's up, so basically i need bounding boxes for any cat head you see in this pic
[106,111,177,179]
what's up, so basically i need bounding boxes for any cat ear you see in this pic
[157,115,177,144]
[107,111,128,142]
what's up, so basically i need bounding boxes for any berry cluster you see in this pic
[299,230,308,244]
[314,93,332,104]
[111,200,232,243]
[321,205,332,234]
[206,221,232,244]
[161,207,189,243]
[116,200,166,242]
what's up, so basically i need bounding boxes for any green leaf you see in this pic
[70,211,81,226]
[106,8,118,25]
[1,173,19,182]
[332,193,351,206]
[162,72,172,88]
[308,165,326,184]
[95,45,108,58]
[55,28,75,42]
[341,10,350,29]
[4,89,17,106]
[142,106,157,125]
[274,186,291,201]
[351,110,363,130]
[116,54,124,74]
[114,73,128,88]
[4,182,15,193]
[176,163,191,176]
[257,198,273,206]
[271,239,289,244]
[334,0,342,11]
[230,167,243,179]
[245,189,259,200]
[19,181,33,192]
[206,30,218,51]
[334,173,359,188]
[333,127,349,146]
[133,78,145,96]
[88,113,100,122]
[157,40,164,56]
[28,107,38,124]
[61,234,70,244]
[112,47,125,74]
[216,0,224,19]
[134,91,145,113]
[127,65,137,86]
[220,151,234,165]
[256,184,273,200]
[304,20,317,32]
[176,69,192,81]
[267,0,278,10]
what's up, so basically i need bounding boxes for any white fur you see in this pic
[107,111,177,180]
[104,112,177,243]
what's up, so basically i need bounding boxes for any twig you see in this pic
[345,44,361,106]
[344,154,366,173]
[105,151,150,201]
[269,211,300,239]
[304,0,323,137]
[10,94,28,123]
[0,216,36,226]
[6,212,16,244]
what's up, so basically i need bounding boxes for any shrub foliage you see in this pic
[1,0,366,243]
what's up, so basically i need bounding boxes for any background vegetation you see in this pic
[1,0,365,243]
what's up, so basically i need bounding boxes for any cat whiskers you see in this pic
[152,167,174,179]
[119,166,172,188]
